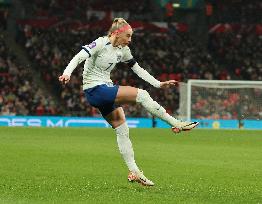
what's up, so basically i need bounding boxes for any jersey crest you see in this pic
[117,55,121,62]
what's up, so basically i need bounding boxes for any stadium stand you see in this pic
[0,37,61,116]
[212,0,262,24]
[1,0,261,119]
[21,0,158,21]
[208,31,262,81]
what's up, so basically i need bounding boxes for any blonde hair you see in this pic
[108,18,130,36]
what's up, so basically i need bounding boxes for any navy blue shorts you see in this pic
[84,84,119,117]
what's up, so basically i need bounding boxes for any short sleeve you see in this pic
[121,46,134,62]
[81,37,103,57]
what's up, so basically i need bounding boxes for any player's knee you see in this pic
[136,89,150,103]
[112,119,127,129]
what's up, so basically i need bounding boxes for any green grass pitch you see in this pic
[0,127,261,204]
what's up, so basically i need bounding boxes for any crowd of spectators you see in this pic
[208,0,262,24]
[193,28,262,119]
[1,0,260,119]
[208,30,262,81]
[18,23,262,119]
[21,0,262,24]
[21,0,156,22]
[0,37,61,116]
[191,86,262,120]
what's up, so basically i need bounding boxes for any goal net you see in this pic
[179,80,262,121]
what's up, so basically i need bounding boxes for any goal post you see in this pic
[178,80,262,122]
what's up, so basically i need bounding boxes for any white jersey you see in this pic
[81,36,133,89]
[63,36,161,90]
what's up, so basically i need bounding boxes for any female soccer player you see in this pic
[59,18,198,186]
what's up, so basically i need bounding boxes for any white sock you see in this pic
[136,89,179,127]
[115,122,140,173]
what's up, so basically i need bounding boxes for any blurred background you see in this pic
[0,0,261,127]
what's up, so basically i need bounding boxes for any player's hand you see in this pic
[58,74,70,84]
[160,80,178,88]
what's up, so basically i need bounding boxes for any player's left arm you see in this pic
[122,47,177,88]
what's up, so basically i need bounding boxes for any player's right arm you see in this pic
[59,38,103,84]
[59,50,89,84]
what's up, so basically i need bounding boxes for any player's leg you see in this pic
[104,107,139,173]
[115,86,198,132]
[84,84,151,184]
[104,107,154,186]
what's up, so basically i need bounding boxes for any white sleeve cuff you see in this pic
[131,63,161,88]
